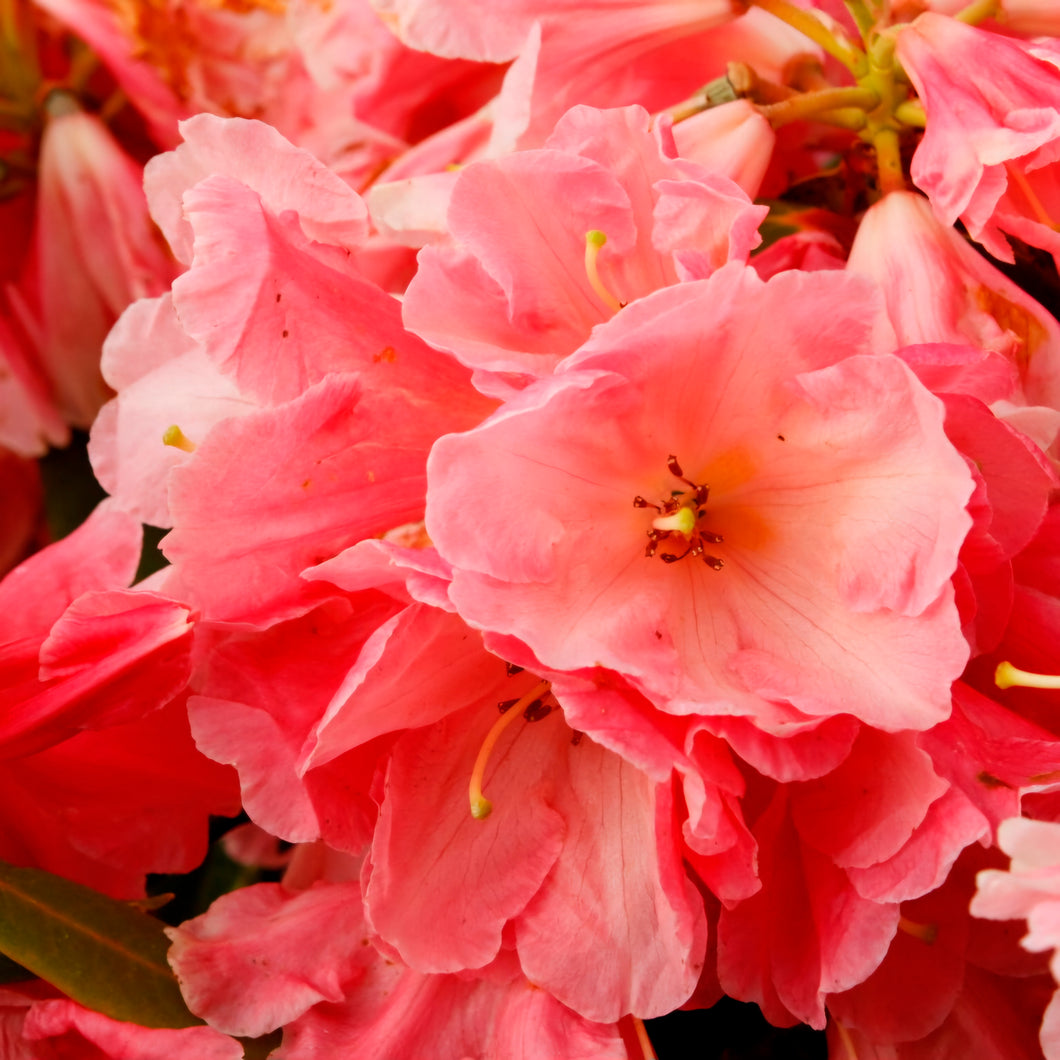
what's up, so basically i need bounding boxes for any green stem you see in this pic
[953,0,999,24]
[842,0,876,45]
[758,85,878,127]
[748,0,868,78]
[894,99,926,128]
[873,127,906,193]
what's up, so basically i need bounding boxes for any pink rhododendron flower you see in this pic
[716,731,987,1029]
[427,265,974,732]
[667,100,776,198]
[919,682,1060,836]
[489,7,817,151]
[896,13,1060,265]
[188,546,710,1023]
[166,869,630,1059]
[15,97,175,429]
[370,0,740,64]
[911,0,1060,37]
[34,0,503,189]
[0,987,242,1060]
[404,104,765,389]
[847,190,1060,412]
[0,501,238,895]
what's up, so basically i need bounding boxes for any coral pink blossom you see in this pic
[0,502,237,894]
[919,682,1060,836]
[16,99,174,429]
[488,8,816,152]
[403,104,765,388]
[161,372,486,622]
[828,963,1054,1059]
[167,881,370,1037]
[847,190,1060,411]
[717,784,900,1029]
[370,0,739,64]
[8,994,241,1059]
[187,586,406,848]
[0,503,192,759]
[166,878,628,1059]
[427,265,973,732]
[364,698,707,1021]
[667,100,776,198]
[896,14,1060,265]
[913,0,1060,38]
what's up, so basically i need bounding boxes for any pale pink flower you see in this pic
[426,265,974,733]
[896,13,1060,266]
[87,294,252,529]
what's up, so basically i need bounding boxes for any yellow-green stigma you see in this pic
[162,424,197,452]
[584,230,623,313]
[996,661,1060,691]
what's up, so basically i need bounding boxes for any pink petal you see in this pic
[166,881,368,1037]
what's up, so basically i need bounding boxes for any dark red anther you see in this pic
[523,699,553,722]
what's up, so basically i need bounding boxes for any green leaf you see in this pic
[0,859,200,1029]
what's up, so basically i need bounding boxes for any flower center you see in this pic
[634,455,724,569]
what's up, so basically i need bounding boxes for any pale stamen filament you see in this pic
[1006,164,1059,231]
[468,678,551,820]
[897,915,938,944]
[996,661,1060,690]
[584,230,624,313]
[831,1016,859,1060]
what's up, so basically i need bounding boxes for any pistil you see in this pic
[584,230,623,313]
[162,424,197,452]
[996,661,1060,691]
[468,678,551,820]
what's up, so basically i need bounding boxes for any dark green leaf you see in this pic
[0,859,200,1028]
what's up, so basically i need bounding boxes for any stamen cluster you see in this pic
[634,455,724,568]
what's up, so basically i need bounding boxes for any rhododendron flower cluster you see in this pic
[8,0,1060,1057]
